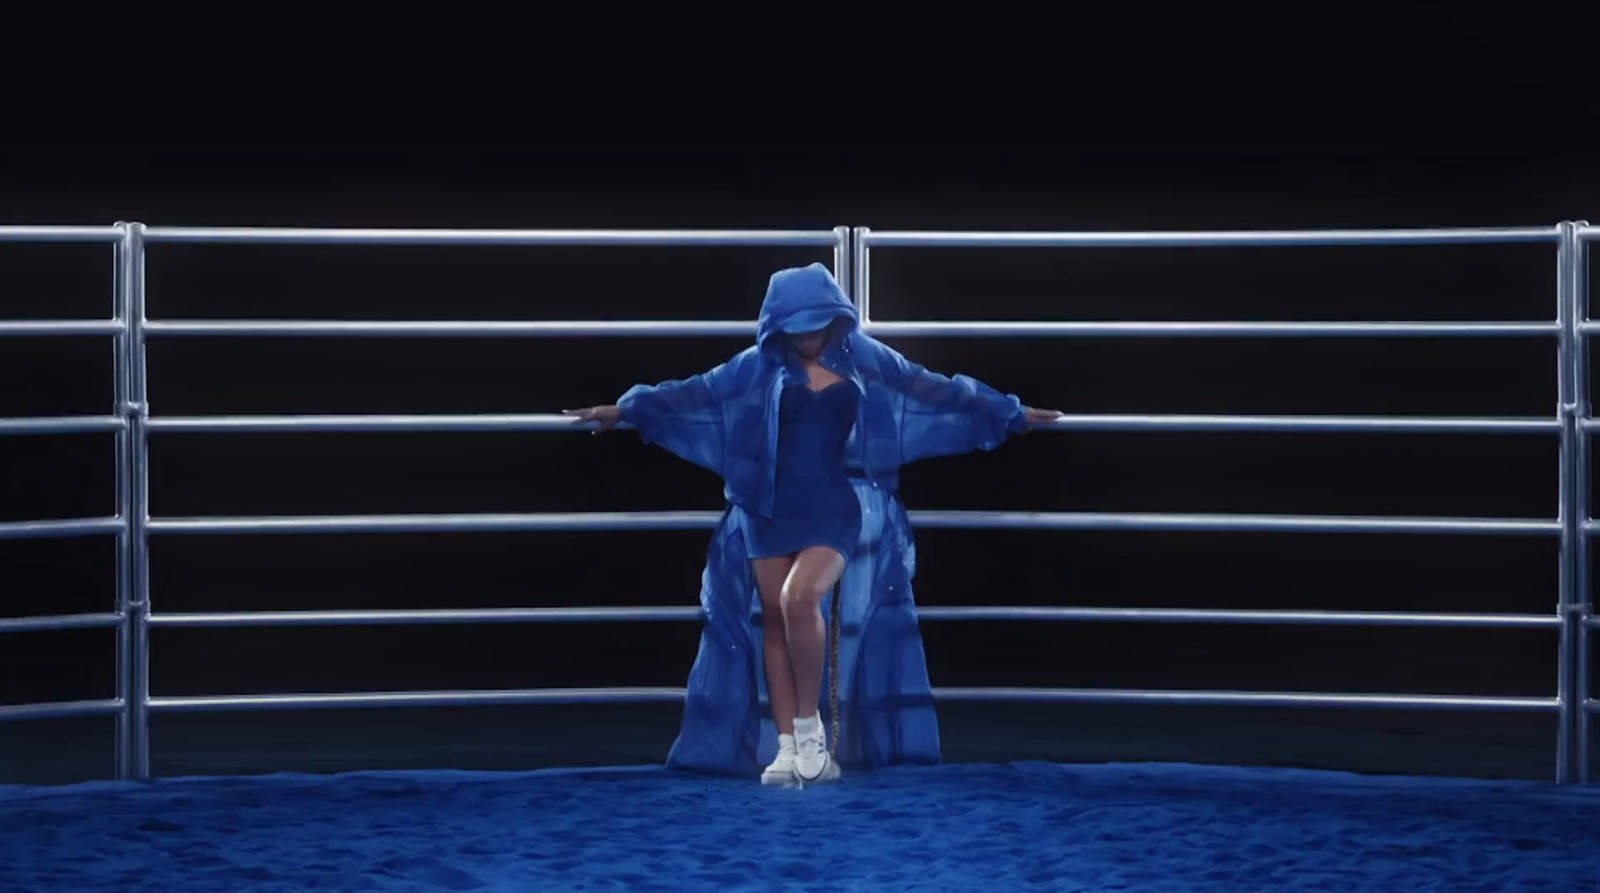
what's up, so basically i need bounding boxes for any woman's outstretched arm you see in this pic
[869,339,1061,461]
[564,355,746,475]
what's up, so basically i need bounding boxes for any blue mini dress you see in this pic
[743,380,863,563]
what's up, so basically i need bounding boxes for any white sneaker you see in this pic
[794,730,841,786]
[761,736,798,786]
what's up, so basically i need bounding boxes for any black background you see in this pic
[3,18,1599,784]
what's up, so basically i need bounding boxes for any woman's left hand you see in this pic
[1023,407,1064,429]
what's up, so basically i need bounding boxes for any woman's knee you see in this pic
[779,575,828,623]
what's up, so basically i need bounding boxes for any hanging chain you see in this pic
[828,579,840,759]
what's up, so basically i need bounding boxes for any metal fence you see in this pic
[0,221,1593,783]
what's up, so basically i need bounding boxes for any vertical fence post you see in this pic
[1574,221,1593,784]
[832,225,851,303]
[1558,221,1580,784]
[852,227,871,325]
[112,223,132,780]
[122,222,152,780]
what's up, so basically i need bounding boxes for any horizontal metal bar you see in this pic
[147,511,1556,537]
[865,228,1561,248]
[910,512,1558,536]
[1578,225,1598,243]
[930,687,1559,711]
[141,687,1556,715]
[148,688,690,713]
[0,226,122,243]
[0,416,126,435]
[149,513,725,535]
[141,606,1569,630]
[913,607,1562,628]
[1586,616,1599,629]
[144,227,840,246]
[0,517,126,540]
[138,319,1561,339]
[862,321,1558,338]
[1033,414,1558,434]
[146,413,1556,436]
[1578,322,1600,336]
[0,613,124,634]
[0,320,124,337]
[0,698,125,723]
[147,414,633,434]
[149,607,703,627]
[144,320,757,338]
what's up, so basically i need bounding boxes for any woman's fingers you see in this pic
[562,408,598,434]
[562,406,621,433]
[1021,407,1063,431]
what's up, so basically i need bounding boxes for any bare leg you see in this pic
[751,555,798,736]
[781,546,847,720]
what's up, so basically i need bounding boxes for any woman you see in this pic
[565,263,1059,786]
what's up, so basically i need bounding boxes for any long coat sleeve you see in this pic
[616,363,735,477]
[861,337,1027,463]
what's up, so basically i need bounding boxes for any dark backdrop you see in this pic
[3,38,1599,784]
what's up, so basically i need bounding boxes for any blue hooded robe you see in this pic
[617,263,1026,775]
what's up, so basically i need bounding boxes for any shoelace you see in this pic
[797,734,828,761]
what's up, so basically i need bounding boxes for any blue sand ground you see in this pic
[3,761,1599,892]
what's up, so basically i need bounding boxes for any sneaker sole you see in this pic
[794,755,841,787]
[760,768,797,787]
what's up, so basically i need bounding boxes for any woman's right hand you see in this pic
[562,405,623,434]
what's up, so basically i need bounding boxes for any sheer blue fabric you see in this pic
[617,263,1026,774]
